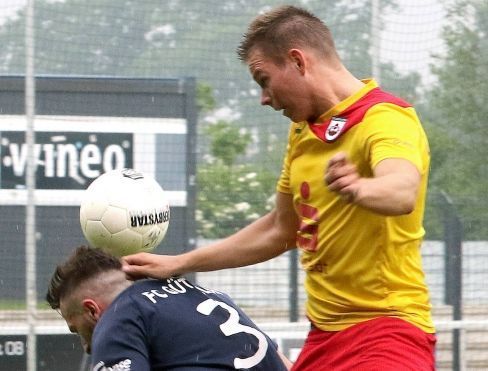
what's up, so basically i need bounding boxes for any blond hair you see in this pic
[237,5,339,64]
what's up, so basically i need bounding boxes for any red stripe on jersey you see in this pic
[309,88,411,143]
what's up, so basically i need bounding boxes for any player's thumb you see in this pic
[329,151,348,166]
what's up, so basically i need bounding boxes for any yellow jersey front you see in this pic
[277,79,434,333]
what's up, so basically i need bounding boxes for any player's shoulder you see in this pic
[363,103,422,133]
[365,87,411,108]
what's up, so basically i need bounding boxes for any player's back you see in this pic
[91,277,288,370]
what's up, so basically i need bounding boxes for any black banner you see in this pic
[0,131,133,190]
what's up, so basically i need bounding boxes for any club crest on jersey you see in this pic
[325,117,347,142]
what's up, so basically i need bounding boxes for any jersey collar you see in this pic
[315,78,378,123]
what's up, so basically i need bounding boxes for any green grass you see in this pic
[0,300,51,310]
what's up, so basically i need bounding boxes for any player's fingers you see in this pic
[121,254,153,280]
[121,252,152,265]
[325,163,357,186]
[327,172,359,192]
[324,171,336,186]
[326,179,342,192]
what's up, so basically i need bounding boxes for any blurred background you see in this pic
[0,0,486,370]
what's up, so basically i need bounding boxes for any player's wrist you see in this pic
[170,252,195,277]
[344,180,363,204]
[351,183,362,203]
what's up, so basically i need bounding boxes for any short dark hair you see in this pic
[46,246,122,310]
[237,5,338,64]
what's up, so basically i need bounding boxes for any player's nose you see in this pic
[261,91,271,106]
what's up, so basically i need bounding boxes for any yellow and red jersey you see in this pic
[277,79,434,333]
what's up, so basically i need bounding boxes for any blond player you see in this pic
[123,5,436,370]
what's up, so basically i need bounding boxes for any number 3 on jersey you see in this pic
[197,298,268,369]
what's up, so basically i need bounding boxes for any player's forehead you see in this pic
[248,48,273,75]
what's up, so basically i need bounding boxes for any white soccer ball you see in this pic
[80,169,170,257]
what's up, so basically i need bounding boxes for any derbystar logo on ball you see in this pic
[80,168,170,257]
[130,209,170,228]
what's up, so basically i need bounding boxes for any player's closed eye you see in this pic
[260,77,268,88]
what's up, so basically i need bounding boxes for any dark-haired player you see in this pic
[46,246,291,370]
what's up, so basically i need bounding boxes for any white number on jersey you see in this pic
[196,298,268,369]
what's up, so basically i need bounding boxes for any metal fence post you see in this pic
[438,191,463,371]
[289,249,299,322]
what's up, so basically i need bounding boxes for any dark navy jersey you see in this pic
[90,277,287,371]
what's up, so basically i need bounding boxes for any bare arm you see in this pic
[325,152,421,215]
[122,192,298,279]
[277,349,293,370]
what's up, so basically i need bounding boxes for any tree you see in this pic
[195,84,276,238]
[196,120,276,238]
[0,0,430,237]
[422,0,488,239]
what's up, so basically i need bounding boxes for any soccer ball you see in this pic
[80,169,170,257]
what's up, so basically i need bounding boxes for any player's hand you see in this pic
[324,152,361,202]
[121,253,182,280]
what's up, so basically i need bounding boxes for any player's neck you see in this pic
[313,67,365,116]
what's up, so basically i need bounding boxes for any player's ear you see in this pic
[288,49,306,74]
[82,299,102,321]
